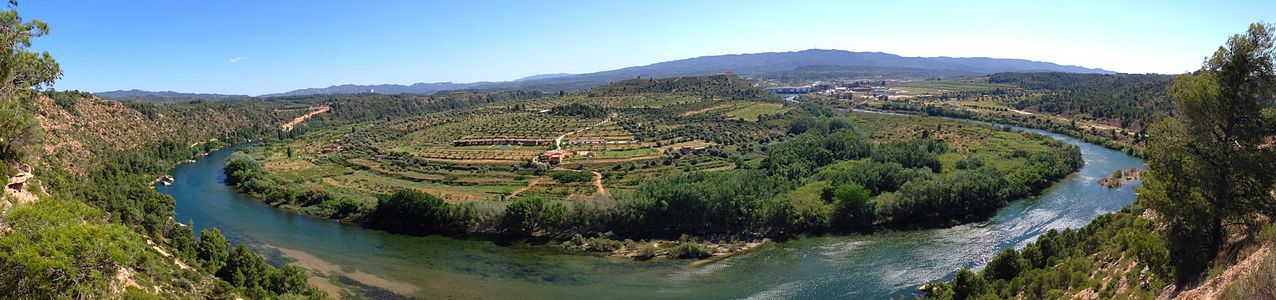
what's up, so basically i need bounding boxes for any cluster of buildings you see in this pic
[536,149,598,166]
[764,86,814,94]
[765,80,904,100]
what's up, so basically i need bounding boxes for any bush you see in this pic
[829,183,874,229]
[583,238,623,252]
[0,198,144,299]
[503,197,566,236]
[670,242,714,259]
[196,228,230,273]
[550,170,593,183]
[984,248,1028,281]
[870,139,946,172]
[324,197,367,219]
[366,189,457,234]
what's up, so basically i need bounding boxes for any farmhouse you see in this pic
[538,149,574,165]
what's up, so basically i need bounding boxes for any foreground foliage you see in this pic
[930,22,1276,299]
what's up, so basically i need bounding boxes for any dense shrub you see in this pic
[502,197,567,236]
[669,242,714,259]
[550,170,594,183]
[366,189,458,234]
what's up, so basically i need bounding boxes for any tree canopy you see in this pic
[1140,22,1276,284]
[0,0,60,165]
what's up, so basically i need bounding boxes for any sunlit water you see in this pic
[160,118,1144,299]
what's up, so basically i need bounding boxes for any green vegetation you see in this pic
[366,189,466,234]
[859,71,1175,158]
[0,198,142,299]
[988,72,1173,128]
[0,4,330,297]
[1140,23,1276,284]
[550,102,607,118]
[928,22,1276,299]
[927,205,1170,299]
[226,94,1083,250]
[550,170,594,183]
[724,102,789,121]
[0,0,58,173]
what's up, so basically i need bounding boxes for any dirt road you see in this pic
[591,171,608,196]
[281,106,331,131]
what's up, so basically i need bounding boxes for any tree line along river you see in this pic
[159,114,1145,299]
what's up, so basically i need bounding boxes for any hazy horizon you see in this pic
[20,0,1273,95]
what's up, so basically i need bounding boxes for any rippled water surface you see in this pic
[161,119,1144,299]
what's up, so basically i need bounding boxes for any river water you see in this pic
[159,113,1145,299]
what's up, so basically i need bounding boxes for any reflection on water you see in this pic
[161,119,1144,299]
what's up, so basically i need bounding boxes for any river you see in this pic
[159,113,1145,299]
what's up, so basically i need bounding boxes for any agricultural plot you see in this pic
[724,102,790,121]
[889,79,1014,95]
[850,111,1060,172]
[246,77,788,210]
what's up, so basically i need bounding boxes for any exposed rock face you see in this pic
[4,163,38,205]
[33,94,267,173]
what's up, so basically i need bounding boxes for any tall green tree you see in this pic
[196,228,231,273]
[0,0,60,165]
[829,183,873,228]
[1141,23,1276,284]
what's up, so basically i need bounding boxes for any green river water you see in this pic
[159,116,1145,299]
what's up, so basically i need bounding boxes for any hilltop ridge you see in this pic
[101,49,1116,98]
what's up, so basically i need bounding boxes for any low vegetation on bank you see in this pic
[223,84,1083,259]
[927,23,1276,300]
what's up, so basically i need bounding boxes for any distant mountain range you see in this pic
[96,49,1114,99]
[259,82,492,97]
[93,89,249,101]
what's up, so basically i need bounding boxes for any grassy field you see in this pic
[246,77,790,208]
[725,102,790,121]
[241,74,1078,225]
[889,79,1015,95]
[245,103,1072,222]
[852,111,1056,172]
[861,80,1146,155]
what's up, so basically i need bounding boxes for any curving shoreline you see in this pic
[160,116,1145,299]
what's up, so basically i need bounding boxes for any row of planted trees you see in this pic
[226,112,1083,242]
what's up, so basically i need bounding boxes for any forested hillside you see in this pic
[0,4,333,297]
[926,23,1276,300]
[989,72,1174,129]
[861,72,1176,157]
[94,89,249,101]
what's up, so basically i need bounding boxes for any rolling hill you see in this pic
[94,89,249,101]
[110,49,1116,98]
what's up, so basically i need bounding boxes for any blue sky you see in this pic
[18,0,1275,95]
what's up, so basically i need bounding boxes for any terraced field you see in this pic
[244,75,791,207]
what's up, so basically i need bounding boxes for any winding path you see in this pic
[555,113,616,150]
[281,106,331,131]
[591,171,608,196]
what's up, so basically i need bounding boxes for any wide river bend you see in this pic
[160,113,1145,299]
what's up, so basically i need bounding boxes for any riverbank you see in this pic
[1100,168,1145,188]
[559,235,771,260]
[861,103,1146,158]
[161,115,1145,299]
[215,109,1087,267]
